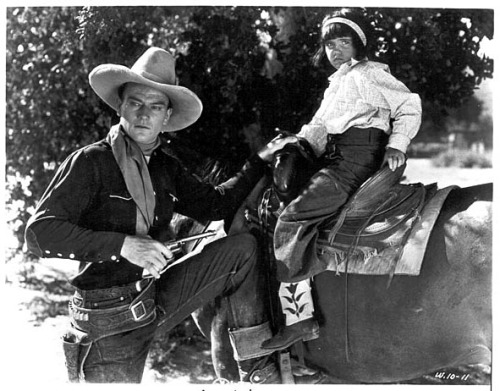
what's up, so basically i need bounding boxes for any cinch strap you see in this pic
[322,17,367,47]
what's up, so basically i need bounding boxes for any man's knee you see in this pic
[226,232,258,261]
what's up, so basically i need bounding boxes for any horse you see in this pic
[297,182,493,383]
[178,157,492,384]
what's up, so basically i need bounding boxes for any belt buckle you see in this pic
[131,301,147,321]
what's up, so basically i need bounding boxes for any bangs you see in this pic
[322,23,355,41]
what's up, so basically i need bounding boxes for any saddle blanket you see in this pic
[315,185,457,276]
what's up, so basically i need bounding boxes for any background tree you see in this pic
[5,6,494,251]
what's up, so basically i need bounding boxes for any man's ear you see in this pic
[116,100,123,117]
[163,108,173,124]
[163,107,172,125]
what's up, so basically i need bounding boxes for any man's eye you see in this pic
[152,105,165,111]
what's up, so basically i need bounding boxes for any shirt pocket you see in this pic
[103,190,136,229]
[109,194,133,201]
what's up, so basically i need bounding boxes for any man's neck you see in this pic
[136,138,161,158]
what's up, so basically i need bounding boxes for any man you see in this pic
[25,47,294,383]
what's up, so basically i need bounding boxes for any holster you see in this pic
[61,327,91,383]
[62,278,157,382]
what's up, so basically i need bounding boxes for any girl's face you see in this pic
[324,37,357,69]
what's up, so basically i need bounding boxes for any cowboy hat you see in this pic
[89,47,203,132]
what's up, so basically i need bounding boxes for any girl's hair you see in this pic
[312,8,374,67]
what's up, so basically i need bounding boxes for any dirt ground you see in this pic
[2,159,494,386]
[403,158,494,188]
[2,259,492,387]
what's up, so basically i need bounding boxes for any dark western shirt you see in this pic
[25,134,266,290]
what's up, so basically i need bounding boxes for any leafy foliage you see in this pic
[432,149,492,168]
[5,6,494,250]
[370,8,493,106]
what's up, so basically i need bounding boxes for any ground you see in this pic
[2,158,494,386]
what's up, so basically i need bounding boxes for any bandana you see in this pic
[105,125,157,235]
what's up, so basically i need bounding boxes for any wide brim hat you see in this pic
[89,47,203,132]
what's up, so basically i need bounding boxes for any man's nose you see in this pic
[137,106,151,118]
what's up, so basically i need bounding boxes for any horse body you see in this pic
[192,182,492,383]
[306,186,492,382]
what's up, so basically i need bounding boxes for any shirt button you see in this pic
[45,250,51,255]
[57,253,62,257]
[111,255,117,261]
[69,254,75,259]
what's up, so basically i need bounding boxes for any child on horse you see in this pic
[262,7,422,350]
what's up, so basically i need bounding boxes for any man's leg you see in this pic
[155,232,280,383]
[68,279,159,383]
[82,321,158,383]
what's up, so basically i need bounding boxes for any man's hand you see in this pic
[257,134,298,162]
[382,147,406,171]
[120,236,175,279]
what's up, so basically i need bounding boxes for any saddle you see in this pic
[256,155,452,276]
[314,164,435,276]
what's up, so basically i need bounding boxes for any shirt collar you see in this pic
[328,57,368,80]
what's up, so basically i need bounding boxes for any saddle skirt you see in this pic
[255,165,457,277]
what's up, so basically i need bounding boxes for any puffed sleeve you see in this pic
[366,67,422,153]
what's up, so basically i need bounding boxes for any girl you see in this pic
[263,8,422,350]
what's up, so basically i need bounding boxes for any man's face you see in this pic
[118,82,172,144]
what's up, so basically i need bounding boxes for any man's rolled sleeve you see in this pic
[174,154,267,222]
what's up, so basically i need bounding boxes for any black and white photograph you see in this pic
[2,2,495,388]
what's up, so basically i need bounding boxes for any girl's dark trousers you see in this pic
[273,127,389,282]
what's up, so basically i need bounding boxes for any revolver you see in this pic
[145,230,219,277]
[165,230,218,256]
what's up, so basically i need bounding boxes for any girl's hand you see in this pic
[383,147,406,171]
